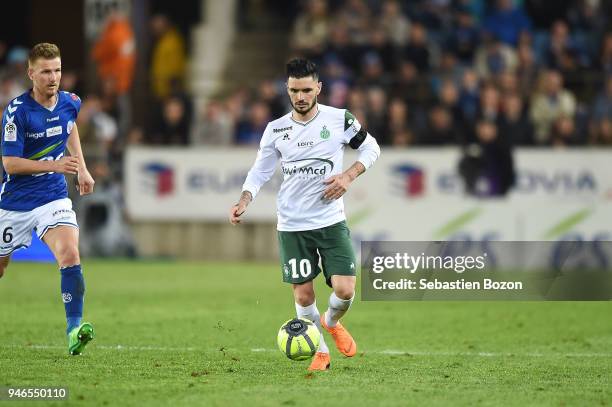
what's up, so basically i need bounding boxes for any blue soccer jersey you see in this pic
[1,90,81,211]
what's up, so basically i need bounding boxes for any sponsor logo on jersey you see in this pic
[297,141,314,148]
[46,116,60,122]
[273,126,293,133]
[26,131,45,139]
[4,122,17,141]
[282,133,290,140]
[320,125,330,139]
[46,125,62,137]
[67,120,74,135]
[281,158,334,179]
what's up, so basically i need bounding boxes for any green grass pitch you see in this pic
[1,261,611,406]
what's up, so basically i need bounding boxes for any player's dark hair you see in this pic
[286,58,319,81]
[29,43,61,65]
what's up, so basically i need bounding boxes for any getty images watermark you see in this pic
[361,241,612,301]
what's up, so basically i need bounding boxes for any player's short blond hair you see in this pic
[28,43,61,66]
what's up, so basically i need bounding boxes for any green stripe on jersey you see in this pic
[28,141,63,160]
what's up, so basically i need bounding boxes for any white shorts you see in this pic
[0,198,78,257]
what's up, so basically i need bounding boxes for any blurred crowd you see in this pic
[198,0,612,149]
[1,0,611,166]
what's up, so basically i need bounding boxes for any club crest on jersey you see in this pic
[4,122,17,141]
[320,125,330,140]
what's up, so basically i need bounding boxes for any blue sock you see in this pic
[60,265,85,335]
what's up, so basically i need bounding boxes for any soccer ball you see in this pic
[277,318,320,361]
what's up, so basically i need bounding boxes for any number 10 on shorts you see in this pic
[288,258,312,278]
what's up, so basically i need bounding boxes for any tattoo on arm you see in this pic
[345,162,366,181]
[238,191,253,206]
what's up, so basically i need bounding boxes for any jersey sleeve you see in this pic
[342,109,368,149]
[342,109,380,170]
[1,101,26,157]
[242,124,280,199]
[68,92,82,115]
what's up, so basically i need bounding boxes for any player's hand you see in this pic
[322,173,353,200]
[229,202,247,225]
[54,156,80,174]
[77,168,95,195]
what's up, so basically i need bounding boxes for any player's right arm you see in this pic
[1,105,80,175]
[2,156,80,175]
[229,124,279,225]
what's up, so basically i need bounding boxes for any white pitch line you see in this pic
[3,344,612,358]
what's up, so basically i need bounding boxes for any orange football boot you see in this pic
[308,352,331,371]
[321,313,357,357]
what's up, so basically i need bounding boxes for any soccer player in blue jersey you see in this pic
[0,43,95,355]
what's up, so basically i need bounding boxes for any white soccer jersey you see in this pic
[242,104,380,231]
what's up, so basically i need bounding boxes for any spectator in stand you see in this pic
[420,105,458,145]
[530,70,577,144]
[150,14,186,101]
[458,69,480,123]
[321,55,353,108]
[91,11,135,138]
[515,39,540,99]
[323,23,359,73]
[191,100,235,146]
[550,116,581,146]
[459,119,515,197]
[258,80,286,118]
[76,95,118,162]
[92,11,135,97]
[401,22,430,73]
[356,51,392,90]
[474,34,517,80]
[364,25,397,73]
[476,83,501,125]
[387,97,411,137]
[390,128,414,146]
[500,93,534,145]
[592,75,612,123]
[235,100,270,145]
[365,86,389,144]
[599,32,612,75]
[567,0,608,43]
[150,96,190,145]
[336,0,372,46]
[290,0,330,62]
[448,6,480,65]
[347,87,367,113]
[590,117,612,145]
[438,79,463,129]
[483,0,532,47]
[544,20,588,74]
[379,0,411,47]
[391,61,431,106]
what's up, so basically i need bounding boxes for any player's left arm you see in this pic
[323,112,381,200]
[66,123,95,195]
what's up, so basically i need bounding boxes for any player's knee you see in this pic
[57,245,80,267]
[334,286,355,300]
[294,291,315,307]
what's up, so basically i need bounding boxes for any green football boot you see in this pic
[68,322,95,355]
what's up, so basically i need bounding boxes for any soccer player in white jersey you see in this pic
[0,43,95,355]
[229,58,380,370]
